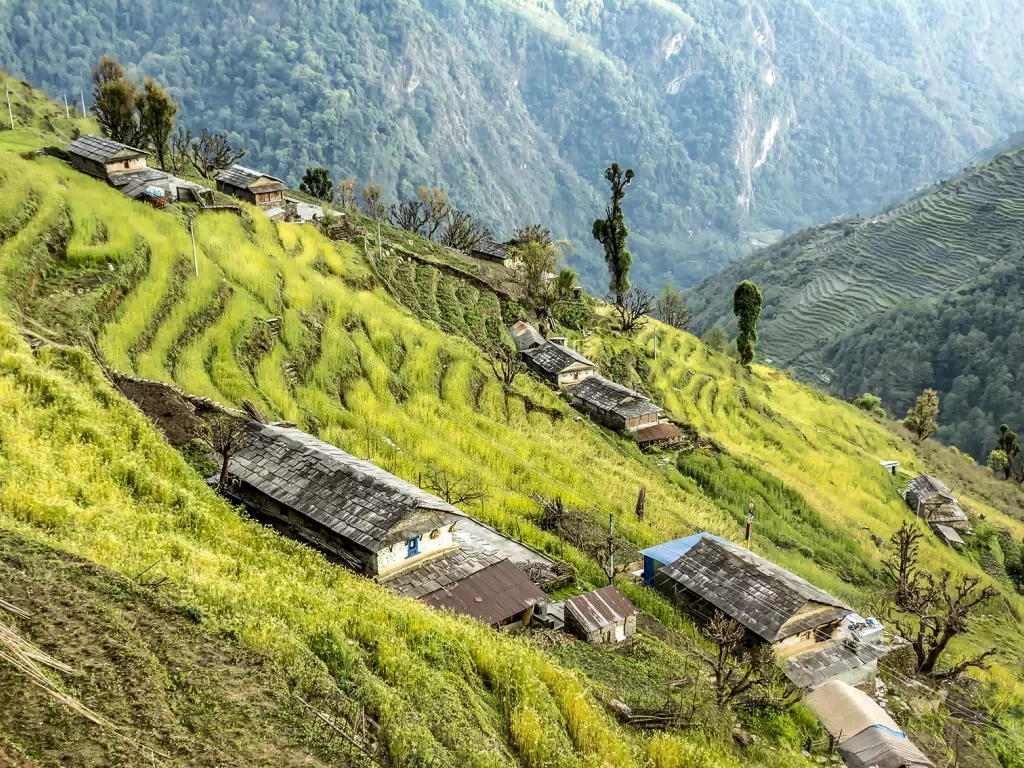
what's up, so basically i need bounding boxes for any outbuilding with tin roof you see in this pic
[563,585,637,645]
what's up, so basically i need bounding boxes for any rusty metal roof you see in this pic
[634,422,680,444]
[563,585,636,633]
[421,559,546,626]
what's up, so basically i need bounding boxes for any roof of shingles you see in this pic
[640,532,729,567]
[421,559,547,625]
[522,341,597,375]
[67,134,148,162]
[658,535,850,642]
[906,475,967,524]
[227,423,460,552]
[566,375,662,419]
[564,585,637,633]
[217,164,285,190]
[380,545,504,599]
[110,168,168,190]
[783,640,889,689]
[469,240,509,259]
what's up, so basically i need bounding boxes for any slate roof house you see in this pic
[905,474,968,529]
[563,585,637,645]
[521,339,598,387]
[644,533,886,688]
[223,423,553,629]
[566,375,666,433]
[805,681,932,768]
[467,240,513,267]
[216,165,286,208]
[67,134,149,179]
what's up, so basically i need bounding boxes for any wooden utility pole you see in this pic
[606,512,615,585]
[188,215,199,277]
[5,84,13,129]
[745,501,754,549]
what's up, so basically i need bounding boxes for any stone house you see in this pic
[67,134,149,179]
[565,375,664,432]
[521,339,598,387]
[646,533,886,689]
[216,165,286,208]
[223,423,555,628]
[467,240,513,267]
[563,585,637,645]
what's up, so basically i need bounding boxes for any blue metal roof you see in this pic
[639,532,730,566]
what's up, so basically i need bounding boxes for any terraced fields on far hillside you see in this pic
[688,147,1024,379]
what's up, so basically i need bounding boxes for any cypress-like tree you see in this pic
[592,163,634,306]
[732,280,763,367]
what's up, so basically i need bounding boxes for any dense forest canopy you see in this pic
[3,0,1024,291]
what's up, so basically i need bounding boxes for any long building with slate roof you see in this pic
[566,374,663,431]
[521,339,598,387]
[223,423,555,628]
[904,474,968,528]
[67,134,149,179]
[647,532,885,688]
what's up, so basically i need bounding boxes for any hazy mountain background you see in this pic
[3,0,1024,291]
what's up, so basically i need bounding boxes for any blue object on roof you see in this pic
[143,185,165,197]
[640,532,731,585]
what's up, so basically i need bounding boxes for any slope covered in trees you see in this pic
[687,140,1024,457]
[3,0,1024,290]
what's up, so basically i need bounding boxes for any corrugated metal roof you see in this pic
[634,422,680,444]
[66,134,148,162]
[522,341,597,375]
[804,681,903,743]
[421,559,546,625]
[839,726,932,768]
[639,532,728,566]
[217,164,285,189]
[227,423,460,552]
[564,585,636,633]
[932,524,965,546]
[509,321,545,351]
[656,536,850,642]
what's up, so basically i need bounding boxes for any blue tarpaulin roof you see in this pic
[639,532,730,566]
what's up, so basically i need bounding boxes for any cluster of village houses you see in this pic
[65,132,940,768]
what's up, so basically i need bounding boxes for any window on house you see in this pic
[406,536,419,558]
[123,160,130,169]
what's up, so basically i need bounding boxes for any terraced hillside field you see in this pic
[687,146,1024,380]
[3,88,1024,764]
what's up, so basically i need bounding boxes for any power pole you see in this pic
[63,92,70,120]
[188,215,199,277]
[606,512,615,585]
[745,501,754,549]
[80,87,87,118]
[5,84,13,130]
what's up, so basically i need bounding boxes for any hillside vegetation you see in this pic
[3,81,1024,766]
[4,1,1024,288]
[688,141,1024,455]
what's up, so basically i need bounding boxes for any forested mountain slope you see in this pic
[688,140,1024,406]
[3,0,1024,289]
[4,80,1024,767]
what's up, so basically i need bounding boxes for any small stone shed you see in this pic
[905,474,968,529]
[67,134,149,179]
[879,460,900,476]
[216,164,286,208]
[521,340,597,387]
[565,375,663,432]
[563,585,637,645]
[467,240,513,267]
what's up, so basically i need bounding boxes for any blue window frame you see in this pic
[406,536,420,558]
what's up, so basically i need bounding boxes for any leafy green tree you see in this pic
[903,388,940,442]
[996,424,1020,475]
[91,55,139,144]
[592,163,634,306]
[300,166,334,202]
[854,393,886,418]
[510,240,556,310]
[989,449,1010,478]
[361,184,386,220]
[137,78,177,168]
[703,326,728,353]
[732,280,763,367]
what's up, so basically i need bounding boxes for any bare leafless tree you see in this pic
[883,523,999,679]
[634,485,646,522]
[419,186,452,241]
[609,285,655,334]
[489,344,525,390]
[388,199,428,234]
[704,612,788,708]
[440,209,492,251]
[200,415,249,492]
[422,467,484,506]
[182,128,245,178]
[361,184,386,220]
[654,284,692,331]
